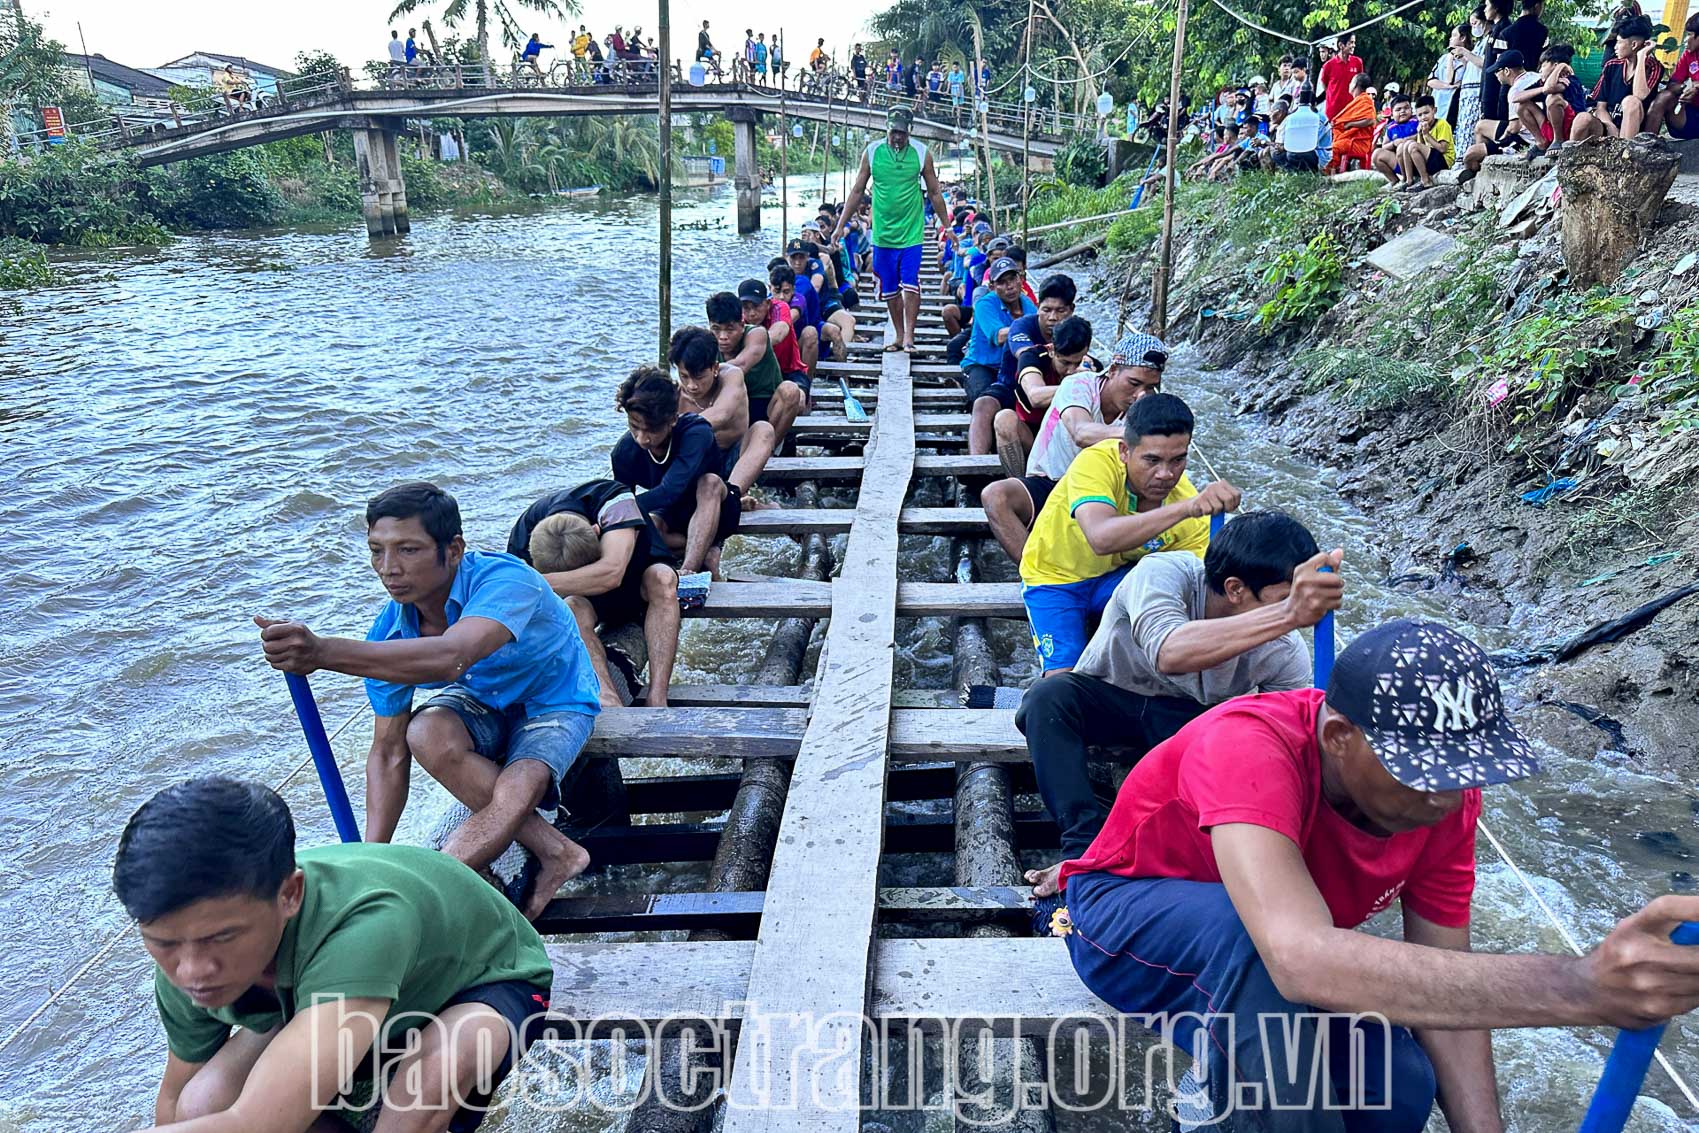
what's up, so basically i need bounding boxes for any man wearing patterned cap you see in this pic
[1036,618,1699,1130]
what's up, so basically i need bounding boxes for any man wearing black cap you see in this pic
[1459,50,1541,173]
[831,105,952,353]
[1037,618,1699,1130]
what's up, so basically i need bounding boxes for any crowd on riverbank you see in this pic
[1165,4,1698,188]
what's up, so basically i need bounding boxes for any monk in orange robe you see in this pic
[1330,74,1379,172]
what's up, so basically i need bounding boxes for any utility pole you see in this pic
[1020,0,1034,249]
[780,30,790,249]
[658,0,673,364]
[1147,0,1190,337]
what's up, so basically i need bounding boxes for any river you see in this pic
[1,182,1694,1132]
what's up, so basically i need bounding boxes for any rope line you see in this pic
[0,695,371,1056]
[1204,0,1433,50]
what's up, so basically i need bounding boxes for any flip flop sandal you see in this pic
[882,342,905,352]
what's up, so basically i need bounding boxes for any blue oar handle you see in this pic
[1314,564,1336,690]
[284,672,362,843]
[1210,511,1224,538]
[1579,921,1699,1132]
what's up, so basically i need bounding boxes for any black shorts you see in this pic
[1424,149,1448,175]
[784,371,812,395]
[1018,474,1056,518]
[335,980,553,1133]
[962,364,1015,409]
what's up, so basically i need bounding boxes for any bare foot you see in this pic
[526,838,591,920]
[1025,861,1064,899]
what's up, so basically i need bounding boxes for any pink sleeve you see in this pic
[1399,790,1482,928]
[1178,714,1308,845]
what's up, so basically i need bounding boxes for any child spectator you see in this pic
[1396,95,1454,188]
[1649,13,1699,139]
[1522,44,1585,158]
[1371,95,1420,182]
[1571,14,1662,142]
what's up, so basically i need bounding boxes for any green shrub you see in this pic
[1256,233,1344,328]
[0,237,56,288]
[1053,133,1109,187]
[0,141,172,246]
[154,151,287,230]
[1301,347,1446,410]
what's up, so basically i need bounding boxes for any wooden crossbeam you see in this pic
[533,885,1034,935]
[759,454,999,479]
[646,685,967,710]
[678,580,1022,619]
[584,706,1024,761]
[545,938,1112,1028]
[817,361,962,378]
[787,413,969,435]
[735,507,987,537]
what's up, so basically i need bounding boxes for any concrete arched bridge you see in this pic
[104,73,1078,237]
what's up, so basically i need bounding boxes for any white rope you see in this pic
[1476,817,1699,1112]
[0,696,372,1056]
[1205,0,1434,50]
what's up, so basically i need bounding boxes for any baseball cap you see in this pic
[1250,74,1268,86]
[784,238,808,256]
[987,256,1019,280]
[887,106,913,129]
[1327,619,1541,791]
[972,219,993,234]
[1485,49,1526,73]
[988,235,1012,252]
[1384,81,1401,93]
[736,279,769,303]
[1110,331,1169,371]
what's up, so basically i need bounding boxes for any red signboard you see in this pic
[43,106,66,144]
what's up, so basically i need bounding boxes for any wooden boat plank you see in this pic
[758,454,1000,479]
[679,580,1021,619]
[735,507,987,536]
[723,327,913,1130]
[544,938,1112,1027]
[585,707,1024,761]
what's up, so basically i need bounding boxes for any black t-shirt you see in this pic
[506,480,674,586]
[1505,15,1548,65]
[1480,17,1511,117]
[697,30,713,57]
[852,53,867,77]
[610,414,722,526]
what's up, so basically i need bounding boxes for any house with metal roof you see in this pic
[63,53,175,107]
[148,51,296,96]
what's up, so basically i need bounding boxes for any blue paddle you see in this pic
[1578,921,1699,1132]
[1314,565,1336,689]
[284,672,361,843]
[839,377,869,423]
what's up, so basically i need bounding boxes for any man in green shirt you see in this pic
[831,106,952,353]
[116,777,554,1132]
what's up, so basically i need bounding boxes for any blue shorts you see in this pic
[1022,563,1133,671]
[872,243,923,300]
[419,687,594,811]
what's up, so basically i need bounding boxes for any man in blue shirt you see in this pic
[255,481,600,920]
[962,255,1036,457]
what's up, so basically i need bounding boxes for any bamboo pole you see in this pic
[1021,0,1034,249]
[820,74,831,204]
[972,19,998,223]
[1148,0,1190,338]
[780,30,789,249]
[658,0,673,364]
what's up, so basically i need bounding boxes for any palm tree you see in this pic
[387,0,574,71]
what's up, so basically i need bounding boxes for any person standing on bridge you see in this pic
[831,106,952,355]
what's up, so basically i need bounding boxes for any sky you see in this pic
[33,0,882,76]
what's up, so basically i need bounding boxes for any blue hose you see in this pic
[1314,565,1336,690]
[1579,921,1699,1132]
[1128,145,1161,210]
[284,672,362,843]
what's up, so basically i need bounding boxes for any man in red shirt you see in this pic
[1649,12,1699,139]
[1038,618,1699,1129]
[1320,33,1365,121]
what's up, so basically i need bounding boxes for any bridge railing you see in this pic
[10,72,352,152]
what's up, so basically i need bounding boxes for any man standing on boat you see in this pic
[1020,510,1338,896]
[507,480,681,709]
[1037,618,1699,1129]
[255,481,600,921]
[831,106,953,354]
[117,777,554,1131]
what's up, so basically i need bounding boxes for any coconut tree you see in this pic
[386,0,575,72]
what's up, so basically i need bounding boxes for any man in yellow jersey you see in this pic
[1019,393,1238,675]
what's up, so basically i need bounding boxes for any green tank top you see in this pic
[868,138,927,249]
[732,324,782,398]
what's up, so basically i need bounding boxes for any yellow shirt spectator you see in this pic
[1020,439,1209,586]
[572,33,591,58]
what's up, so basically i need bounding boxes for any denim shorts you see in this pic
[419,687,594,811]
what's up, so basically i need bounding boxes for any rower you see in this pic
[961,255,1035,458]
[991,274,1096,479]
[1037,618,1699,1129]
[610,367,740,578]
[767,263,821,378]
[786,236,856,362]
[669,324,777,494]
[982,328,1165,565]
[1019,510,1339,896]
[1019,393,1237,675]
[116,777,553,1132]
[708,287,807,450]
[507,480,682,708]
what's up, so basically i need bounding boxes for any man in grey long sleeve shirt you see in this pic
[1018,510,1343,894]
